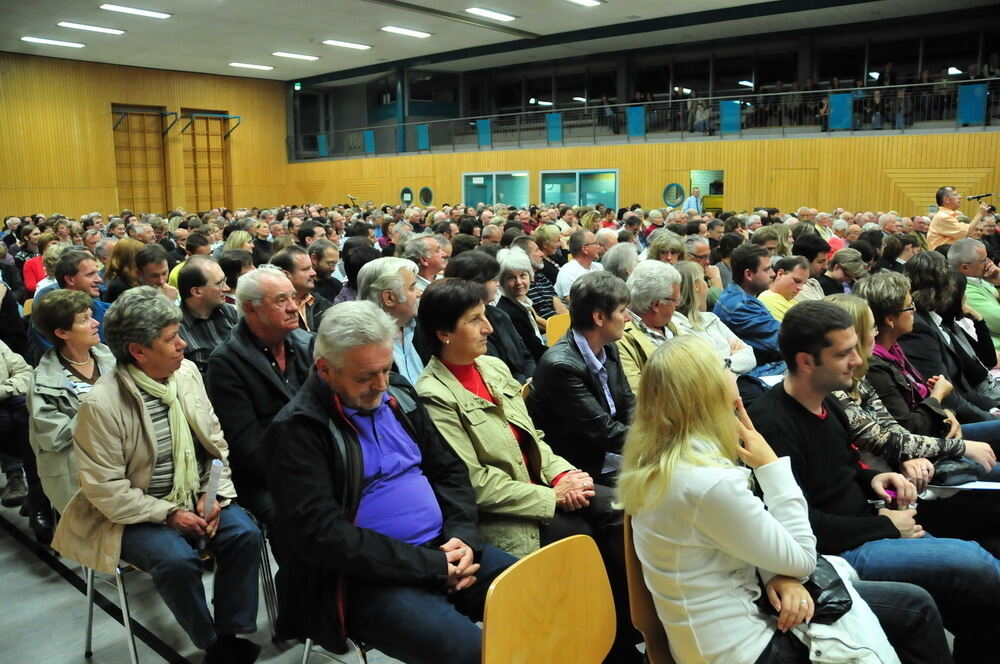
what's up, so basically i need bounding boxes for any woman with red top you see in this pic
[21,231,59,295]
[415,277,640,663]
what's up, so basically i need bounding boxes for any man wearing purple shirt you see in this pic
[264,300,515,664]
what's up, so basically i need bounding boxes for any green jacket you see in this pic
[965,278,1000,350]
[416,355,574,558]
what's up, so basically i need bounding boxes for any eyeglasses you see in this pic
[898,305,916,313]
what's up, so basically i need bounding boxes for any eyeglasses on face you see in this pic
[898,305,916,313]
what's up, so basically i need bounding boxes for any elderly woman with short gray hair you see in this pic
[51,286,261,662]
[618,260,683,392]
[496,249,547,361]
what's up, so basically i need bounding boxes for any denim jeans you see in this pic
[119,504,261,649]
[345,544,516,664]
[840,534,1000,662]
[960,420,1000,479]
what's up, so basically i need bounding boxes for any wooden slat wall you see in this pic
[113,109,168,214]
[288,133,1000,216]
[0,52,287,216]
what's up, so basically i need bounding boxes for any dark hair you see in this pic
[346,221,373,238]
[417,278,488,357]
[135,243,168,271]
[858,229,884,251]
[773,255,809,274]
[569,271,630,332]
[779,300,855,373]
[730,244,769,286]
[444,250,499,283]
[707,220,724,232]
[31,289,93,347]
[340,235,371,265]
[904,250,953,312]
[345,246,382,290]
[685,220,704,236]
[457,216,479,236]
[297,220,323,245]
[500,228,523,248]
[718,232,745,259]
[848,240,876,265]
[433,220,454,235]
[940,272,967,323]
[792,234,831,262]
[185,231,212,255]
[177,255,214,301]
[567,230,588,255]
[219,249,253,290]
[503,219,524,233]
[881,234,918,262]
[55,249,95,288]
[270,244,308,272]
[451,233,480,257]
[509,234,537,254]
[936,186,955,206]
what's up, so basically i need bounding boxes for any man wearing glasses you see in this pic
[949,237,1000,351]
[554,230,605,301]
[617,260,682,393]
[928,186,992,250]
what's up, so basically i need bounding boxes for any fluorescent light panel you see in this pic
[57,21,124,35]
[572,96,587,102]
[382,26,431,38]
[323,39,371,50]
[465,7,517,21]
[272,51,318,61]
[21,36,84,48]
[100,4,171,19]
[565,0,602,6]
[738,80,754,87]
[948,66,963,75]
[868,71,880,80]
[229,62,273,70]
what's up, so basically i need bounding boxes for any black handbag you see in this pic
[757,556,853,625]
[931,457,985,486]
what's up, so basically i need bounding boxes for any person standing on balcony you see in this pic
[682,187,703,214]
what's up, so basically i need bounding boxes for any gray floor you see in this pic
[0,502,401,664]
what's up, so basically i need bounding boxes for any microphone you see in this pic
[968,193,993,200]
[347,194,357,200]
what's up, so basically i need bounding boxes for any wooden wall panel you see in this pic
[0,52,287,215]
[288,132,1000,216]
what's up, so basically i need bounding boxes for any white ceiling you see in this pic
[1,0,994,83]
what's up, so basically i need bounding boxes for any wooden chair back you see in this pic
[482,535,615,664]
[624,515,675,664]
[545,313,570,347]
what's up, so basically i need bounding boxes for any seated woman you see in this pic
[618,336,950,664]
[414,277,638,663]
[495,250,547,362]
[21,231,59,296]
[51,287,261,663]
[28,290,116,515]
[444,251,536,383]
[672,260,756,375]
[102,237,145,303]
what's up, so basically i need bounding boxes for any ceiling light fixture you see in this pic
[465,7,517,21]
[21,36,85,48]
[868,71,880,80]
[572,96,587,102]
[738,80,754,87]
[565,0,602,6]
[948,66,963,75]
[323,39,371,50]
[536,100,553,106]
[272,51,318,61]
[382,26,431,38]
[57,21,124,35]
[229,62,274,71]
[99,4,171,19]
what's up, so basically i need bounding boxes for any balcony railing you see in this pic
[288,78,1000,161]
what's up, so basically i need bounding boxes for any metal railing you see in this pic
[288,78,1000,161]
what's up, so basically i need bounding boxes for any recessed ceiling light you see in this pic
[565,0,602,6]
[465,7,517,21]
[948,66,963,75]
[272,51,318,61]
[738,80,754,87]
[382,26,432,38]
[229,62,273,71]
[57,21,124,35]
[572,96,587,102]
[21,36,85,48]
[868,71,879,80]
[323,39,371,50]
[99,4,171,19]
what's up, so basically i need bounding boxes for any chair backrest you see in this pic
[23,298,33,316]
[624,515,675,664]
[545,313,570,347]
[519,380,531,401]
[482,535,615,664]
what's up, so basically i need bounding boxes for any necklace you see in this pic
[60,351,92,366]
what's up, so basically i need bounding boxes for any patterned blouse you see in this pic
[832,376,965,468]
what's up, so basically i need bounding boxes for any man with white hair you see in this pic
[746,214,763,232]
[480,224,502,246]
[263,300,515,662]
[595,227,619,256]
[911,215,930,249]
[814,212,835,240]
[403,235,448,292]
[950,237,1000,350]
[358,257,425,385]
[618,260,682,392]
[879,213,901,237]
[681,187,703,214]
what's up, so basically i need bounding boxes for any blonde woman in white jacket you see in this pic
[617,336,950,664]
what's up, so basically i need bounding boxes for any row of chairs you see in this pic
[83,523,674,663]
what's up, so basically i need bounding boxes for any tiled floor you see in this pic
[0,503,401,664]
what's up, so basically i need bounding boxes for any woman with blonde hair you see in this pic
[646,231,685,263]
[223,229,253,253]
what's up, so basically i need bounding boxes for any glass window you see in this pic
[580,171,617,209]
[496,173,529,208]
[526,76,554,109]
[674,58,710,97]
[757,53,798,91]
[419,187,433,206]
[714,55,754,96]
[923,32,980,82]
[556,72,588,107]
[541,172,577,207]
[867,39,920,85]
[400,187,413,205]
[637,65,670,98]
[495,80,523,114]
[817,45,864,87]
[590,69,618,103]
[464,174,494,207]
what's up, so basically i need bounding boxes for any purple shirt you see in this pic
[344,393,443,546]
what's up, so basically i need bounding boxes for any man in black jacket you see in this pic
[264,300,514,663]
[749,300,1000,662]
[206,266,313,531]
[527,271,634,483]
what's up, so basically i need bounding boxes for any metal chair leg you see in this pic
[115,567,139,664]
[259,535,278,640]
[84,567,95,658]
[301,637,314,664]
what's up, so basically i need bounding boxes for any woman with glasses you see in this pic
[617,260,683,393]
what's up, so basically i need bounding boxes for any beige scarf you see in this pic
[127,365,200,510]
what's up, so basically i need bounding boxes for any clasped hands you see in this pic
[440,537,479,593]
[165,492,221,540]
[554,469,596,512]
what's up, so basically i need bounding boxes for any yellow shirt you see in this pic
[168,259,186,288]
[758,289,797,322]
[928,208,968,250]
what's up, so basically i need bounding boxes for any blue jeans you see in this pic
[960,420,1000,480]
[840,534,1000,662]
[345,544,516,664]
[120,504,261,649]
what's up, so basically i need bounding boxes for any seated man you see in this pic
[618,260,682,393]
[791,233,831,302]
[264,300,515,664]
[527,271,634,483]
[713,244,786,373]
[307,238,342,303]
[178,256,238,374]
[950,237,1000,350]
[51,287,261,663]
[206,266,313,530]
[357,257,425,385]
[748,300,1000,662]
[270,245,332,332]
[554,230,604,300]
[758,255,809,322]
